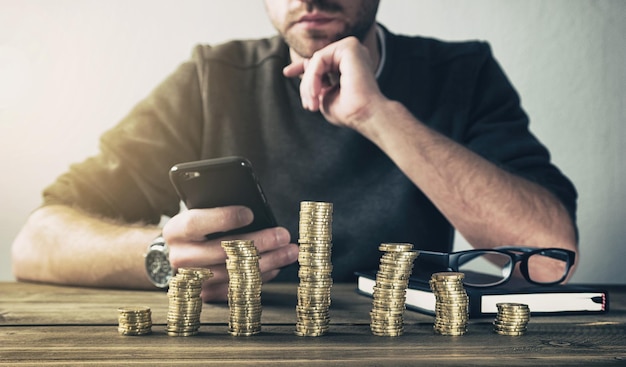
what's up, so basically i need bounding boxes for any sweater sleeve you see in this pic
[42,50,206,224]
[463,43,578,228]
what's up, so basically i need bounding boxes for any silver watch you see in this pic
[144,235,173,288]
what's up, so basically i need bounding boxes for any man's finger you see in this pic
[164,206,253,241]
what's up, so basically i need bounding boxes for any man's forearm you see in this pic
[11,205,161,289]
[360,100,577,253]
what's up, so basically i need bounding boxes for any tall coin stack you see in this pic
[370,243,419,336]
[221,239,263,336]
[493,302,530,336]
[117,306,152,336]
[429,272,469,336]
[295,201,334,337]
[166,267,213,336]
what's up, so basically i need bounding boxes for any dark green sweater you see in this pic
[44,26,577,282]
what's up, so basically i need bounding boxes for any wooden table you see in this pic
[1,281,624,366]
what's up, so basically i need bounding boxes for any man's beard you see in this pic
[284,0,379,58]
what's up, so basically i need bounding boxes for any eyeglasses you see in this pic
[413,247,575,288]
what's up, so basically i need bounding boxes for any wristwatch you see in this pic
[144,235,174,288]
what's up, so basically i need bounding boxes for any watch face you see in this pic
[146,249,173,287]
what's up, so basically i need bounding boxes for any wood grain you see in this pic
[1,282,625,366]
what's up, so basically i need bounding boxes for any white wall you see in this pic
[1,1,624,284]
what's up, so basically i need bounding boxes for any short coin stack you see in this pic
[430,272,469,336]
[166,267,213,336]
[493,302,530,336]
[370,243,419,336]
[221,239,263,336]
[117,306,152,336]
[295,201,334,337]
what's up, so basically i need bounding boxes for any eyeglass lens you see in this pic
[457,252,513,287]
[526,249,570,284]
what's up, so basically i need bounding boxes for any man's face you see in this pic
[264,0,380,58]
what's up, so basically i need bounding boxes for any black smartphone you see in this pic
[169,156,277,239]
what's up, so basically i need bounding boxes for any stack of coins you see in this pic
[493,302,530,336]
[166,267,213,336]
[221,239,263,336]
[430,272,469,336]
[118,306,152,336]
[370,243,419,336]
[295,201,334,337]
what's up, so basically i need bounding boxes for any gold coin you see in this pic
[378,243,414,252]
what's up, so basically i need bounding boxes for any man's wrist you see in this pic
[356,99,412,144]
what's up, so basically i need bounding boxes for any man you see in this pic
[12,0,578,302]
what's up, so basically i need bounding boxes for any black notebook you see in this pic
[355,271,609,318]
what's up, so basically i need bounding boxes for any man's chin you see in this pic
[285,31,342,58]
[287,39,334,59]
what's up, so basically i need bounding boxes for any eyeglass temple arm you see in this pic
[418,250,492,267]
[414,251,452,269]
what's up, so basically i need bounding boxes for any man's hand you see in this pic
[162,206,298,302]
[283,36,385,132]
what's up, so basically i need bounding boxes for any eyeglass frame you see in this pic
[415,246,576,288]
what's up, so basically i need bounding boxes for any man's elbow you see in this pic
[11,227,35,282]
[11,207,53,283]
